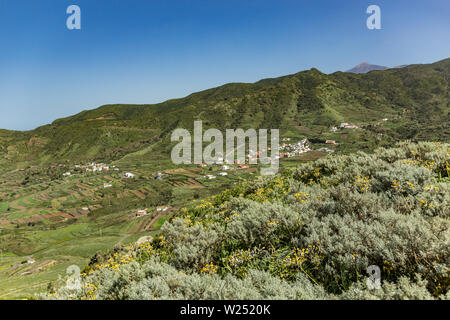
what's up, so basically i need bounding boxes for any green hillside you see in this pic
[1,58,449,170]
[0,58,448,299]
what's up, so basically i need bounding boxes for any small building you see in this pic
[136,209,148,217]
[63,172,71,177]
[27,258,36,264]
[103,183,112,188]
[124,172,135,179]
[221,165,230,171]
[330,127,338,132]
[326,140,336,145]
[340,123,358,129]
[218,172,228,176]
[157,206,169,212]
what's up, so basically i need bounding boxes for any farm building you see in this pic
[124,172,135,178]
[157,206,169,212]
[136,209,148,217]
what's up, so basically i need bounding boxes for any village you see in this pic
[50,127,373,226]
[61,162,137,184]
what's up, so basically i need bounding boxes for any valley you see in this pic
[0,58,449,299]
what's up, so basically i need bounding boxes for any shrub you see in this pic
[46,142,449,300]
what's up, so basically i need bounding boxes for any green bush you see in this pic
[46,142,449,300]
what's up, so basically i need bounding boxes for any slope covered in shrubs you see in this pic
[47,142,449,300]
[2,58,449,168]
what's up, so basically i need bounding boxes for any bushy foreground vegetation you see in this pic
[46,142,449,300]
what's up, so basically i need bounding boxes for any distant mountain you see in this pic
[346,62,389,74]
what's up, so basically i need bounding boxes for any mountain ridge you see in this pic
[0,58,449,169]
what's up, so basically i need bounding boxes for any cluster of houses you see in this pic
[60,162,124,179]
[330,123,359,132]
[83,163,119,173]
[198,164,232,180]
[135,206,170,218]
[61,162,137,186]
[332,118,393,132]
[278,139,311,158]
[62,163,120,176]
[195,139,313,164]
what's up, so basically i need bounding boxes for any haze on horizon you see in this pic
[0,0,449,131]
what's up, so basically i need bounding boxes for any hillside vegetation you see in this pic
[1,58,448,299]
[47,142,449,300]
[1,58,449,169]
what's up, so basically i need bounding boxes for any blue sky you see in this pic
[0,0,449,131]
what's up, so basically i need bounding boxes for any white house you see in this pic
[136,209,148,217]
[340,123,358,129]
[218,172,228,176]
[124,172,135,178]
[157,206,169,212]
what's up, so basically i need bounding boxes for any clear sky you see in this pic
[0,0,449,131]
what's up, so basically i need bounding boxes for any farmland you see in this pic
[0,155,294,298]
[0,58,449,299]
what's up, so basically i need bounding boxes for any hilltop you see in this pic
[0,58,449,170]
[346,62,389,73]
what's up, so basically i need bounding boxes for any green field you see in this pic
[1,158,302,298]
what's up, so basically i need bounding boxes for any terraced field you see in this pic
[0,159,267,298]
